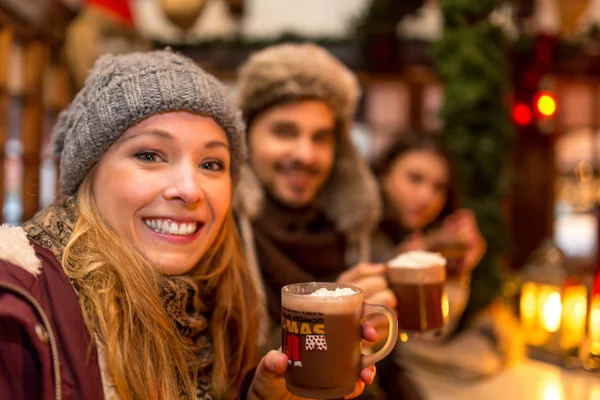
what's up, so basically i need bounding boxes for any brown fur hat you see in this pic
[235,43,381,240]
[237,43,360,133]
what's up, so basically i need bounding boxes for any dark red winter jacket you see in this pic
[0,227,104,400]
[0,226,255,399]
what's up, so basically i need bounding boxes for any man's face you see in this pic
[248,100,336,208]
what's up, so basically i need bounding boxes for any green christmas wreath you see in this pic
[434,0,515,332]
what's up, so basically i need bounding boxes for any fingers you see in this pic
[353,276,388,300]
[360,364,376,385]
[337,263,386,284]
[365,289,396,310]
[444,209,476,233]
[361,322,378,343]
[364,315,391,340]
[338,266,395,308]
[363,313,389,330]
[462,239,486,272]
[440,209,486,272]
[258,350,288,377]
[455,209,476,219]
[343,365,376,399]
[460,225,486,271]
[248,351,289,400]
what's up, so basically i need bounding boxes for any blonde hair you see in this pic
[62,174,260,399]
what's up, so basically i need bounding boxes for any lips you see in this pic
[281,171,315,188]
[143,218,200,236]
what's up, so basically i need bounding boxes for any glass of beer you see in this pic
[387,251,448,335]
[281,282,398,399]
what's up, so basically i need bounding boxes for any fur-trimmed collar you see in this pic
[0,224,41,276]
[234,132,381,240]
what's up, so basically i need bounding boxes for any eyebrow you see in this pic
[271,120,298,129]
[118,130,228,150]
[271,120,335,134]
[205,140,229,150]
[118,129,173,145]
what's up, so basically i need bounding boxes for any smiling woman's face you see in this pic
[92,112,232,275]
[382,149,449,230]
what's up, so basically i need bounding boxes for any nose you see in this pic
[293,137,318,165]
[163,162,204,205]
[415,183,436,206]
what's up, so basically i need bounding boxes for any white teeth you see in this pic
[143,219,198,236]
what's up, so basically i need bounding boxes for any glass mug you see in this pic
[429,239,468,279]
[387,251,449,336]
[281,282,398,399]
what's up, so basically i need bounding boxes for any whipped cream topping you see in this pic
[388,250,447,268]
[309,287,358,297]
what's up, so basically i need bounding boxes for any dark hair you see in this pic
[371,130,459,227]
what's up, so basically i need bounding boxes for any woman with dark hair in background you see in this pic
[371,130,486,274]
[369,130,487,400]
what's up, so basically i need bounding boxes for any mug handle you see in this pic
[361,303,398,368]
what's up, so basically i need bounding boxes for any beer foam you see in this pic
[388,251,446,268]
[387,251,446,284]
[310,287,358,297]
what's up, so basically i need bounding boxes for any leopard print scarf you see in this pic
[23,197,216,399]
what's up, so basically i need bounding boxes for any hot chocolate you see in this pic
[387,251,447,333]
[281,283,398,399]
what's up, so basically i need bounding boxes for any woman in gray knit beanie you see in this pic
[0,49,378,400]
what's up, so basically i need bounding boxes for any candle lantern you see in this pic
[579,248,600,371]
[519,239,588,366]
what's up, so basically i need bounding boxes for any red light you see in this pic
[535,91,557,117]
[513,103,532,126]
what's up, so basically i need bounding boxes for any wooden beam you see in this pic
[0,27,14,222]
[408,83,424,132]
[0,94,7,222]
[20,40,47,221]
[45,61,72,111]
[509,129,556,269]
[45,60,72,199]
[0,2,75,44]
[0,27,12,90]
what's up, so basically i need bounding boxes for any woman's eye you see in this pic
[201,161,224,171]
[408,172,423,184]
[134,151,163,163]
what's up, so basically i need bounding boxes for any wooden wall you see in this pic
[0,2,73,223]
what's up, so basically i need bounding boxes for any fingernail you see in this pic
[370,371,375,383]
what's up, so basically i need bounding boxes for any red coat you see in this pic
[0,226,255,399]
[0,234,105,400]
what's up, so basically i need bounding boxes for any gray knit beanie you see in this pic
[236,43,360,133]
[53,49,246,195]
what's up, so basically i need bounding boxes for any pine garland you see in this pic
[434,0,515,330]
